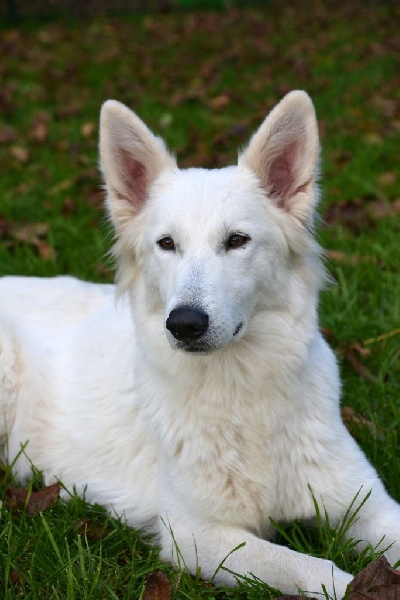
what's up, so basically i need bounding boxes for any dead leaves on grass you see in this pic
[1,460,60,518]
[324,197,400,232]
[4,481,61,515]
[349,556,400,599]
[341,405,379,438]
[0,219,56,261]
[142,571,171,600]
[345,342,376,383]
[278,556,400,600]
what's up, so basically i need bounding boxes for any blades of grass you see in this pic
[40,512,64,565]
[211,541,246,581]
[1,520,13,592]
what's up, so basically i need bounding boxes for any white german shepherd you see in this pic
[1,91,399,597]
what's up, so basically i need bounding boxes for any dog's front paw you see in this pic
[294,558,352,599]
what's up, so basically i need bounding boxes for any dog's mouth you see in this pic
[233,322,243,336]
[166,306,244,353]
[170,322,244,354]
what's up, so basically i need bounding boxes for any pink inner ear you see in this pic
[117,149,148,208]
[268,142,298,204]
[269,158,292,198]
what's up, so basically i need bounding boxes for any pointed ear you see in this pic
[238,91,320,225]
[99,100,176,231]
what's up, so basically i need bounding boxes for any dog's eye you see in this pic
[226,234,250,250]
[157,236,175,251]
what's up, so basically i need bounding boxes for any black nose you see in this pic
[166,307,209,342]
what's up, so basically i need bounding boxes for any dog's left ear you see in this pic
[239,91,319,226]
[100,100,176,232]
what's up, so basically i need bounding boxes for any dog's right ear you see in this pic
[100,100,176,232]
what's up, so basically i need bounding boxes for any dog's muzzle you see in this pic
[166,306,209,342]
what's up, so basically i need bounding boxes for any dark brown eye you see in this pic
[157,236,175,251]
[226,233,250,249]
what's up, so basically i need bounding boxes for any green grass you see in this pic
[1,0,400,597]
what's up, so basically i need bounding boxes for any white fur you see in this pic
[1,91,400,597]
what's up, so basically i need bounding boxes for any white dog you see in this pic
[1,91,399,597]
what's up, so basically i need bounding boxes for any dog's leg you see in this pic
[344,486,400,565]
[159,512,352,597]
[0,327,17,447]
[305,430,400,567]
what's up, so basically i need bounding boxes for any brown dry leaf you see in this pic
[29,112,50,142]
[10,569,27,590]
[0,459,8,486]
[341,406,379,437]
[10,222,49,244]
[36,239,57,261]
[87,187,104,209]
[62,197,75,216]
[96,262,113,278]
[10,145,31,163]
[346,343,376,382]
[4,222,55,261]
[0,125,16,144]
[142,571,171,600]
[5,482,60,515]
[348,556,400,599]
[49,177,76,196]
[209,94,231,109]
[369,198,400,219]
[326,250,381,266]
[74,517,114,540]
[350,342,371,358]
[81,122,97,138]
[324,198,400,229]
[378,172,397,186]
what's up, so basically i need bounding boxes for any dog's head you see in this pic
[100,91,322,354]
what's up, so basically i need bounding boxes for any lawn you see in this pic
[0,1,399,597]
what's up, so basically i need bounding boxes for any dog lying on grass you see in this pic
[1,91,399,597]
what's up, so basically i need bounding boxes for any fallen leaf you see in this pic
[36,239,57,261]
[142,571,171,600]
[5,482,60,515]
[10,145,31,163]
[81,122,96,138]
[378,172,397,186]
[29,111,50,142]
[9,222,49,243]
[74,517,113,540]
[209,94,231,109]
[0,125,16,144]
[342,406,378,437]
[96,262,113,278]
[10,569,27,590]
[3,222,56,261]
[62,197,75,215]
[324,198,400,230]
[350,341,371,358]
[326,250,382,266]
[346,344,376,382]
[348,556,400,599]
[49,177,76,196]
[0,459,8,486]
[87,187,104,209]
